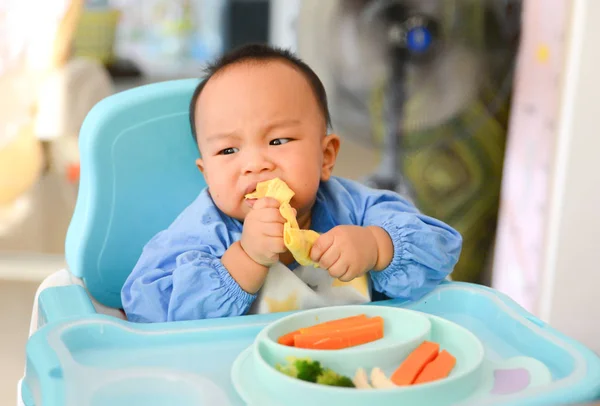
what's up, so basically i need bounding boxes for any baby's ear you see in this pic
[321,133,341,181]
[195,158,205,174]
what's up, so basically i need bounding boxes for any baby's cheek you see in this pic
[295,178,320,208]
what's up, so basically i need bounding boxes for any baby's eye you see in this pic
[270,138,291,146]
[219,147,239,155]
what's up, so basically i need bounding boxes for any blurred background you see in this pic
[1,0,599,403]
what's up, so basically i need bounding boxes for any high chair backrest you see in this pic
[65,79,207,309]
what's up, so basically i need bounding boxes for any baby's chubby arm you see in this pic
[364,197,462,301]
[315,178,462,301]
[121,191,262,322]
[223,197,289,293]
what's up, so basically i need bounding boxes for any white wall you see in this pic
[538,0,600,354]
[269,0,301,52]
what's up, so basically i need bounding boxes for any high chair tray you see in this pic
[22,281,600,406]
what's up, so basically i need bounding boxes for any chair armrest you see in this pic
[37,285,96,327]
[28,269,126,337]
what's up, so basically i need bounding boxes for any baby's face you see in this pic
[194,60,339,221]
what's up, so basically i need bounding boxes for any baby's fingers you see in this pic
[262,223,284,238]
[252,197,281,210]
[310,232,335,264]
[254,207,286,224]
[267,236,287,254]
[316,241,341,270]
[328,261,350,280]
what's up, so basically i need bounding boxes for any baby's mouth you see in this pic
[243,177,283,208]
[244,181,263,197]
[243,183,259,208]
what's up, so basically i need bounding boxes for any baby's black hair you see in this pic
[188,43,332,144]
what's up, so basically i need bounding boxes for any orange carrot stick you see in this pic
[277,315,368,346]
[294,317,384,349]
[390,341,440,386]
[413,350,456,384]
[296,317,383,343]
[299,314,369,334]
[301,326,385,350]
[277,330,301,346]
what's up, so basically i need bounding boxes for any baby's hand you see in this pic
[240,198,287,267]
[309,225,379,282]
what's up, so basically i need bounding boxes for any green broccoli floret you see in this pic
[275,363,298,378]
[275,358,354,387]
[295,359,324,382]
[316,368,355,388]
[275,358,323,383]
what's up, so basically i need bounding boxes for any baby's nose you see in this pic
[243,150,275,174]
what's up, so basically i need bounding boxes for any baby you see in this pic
[121,44,463,323]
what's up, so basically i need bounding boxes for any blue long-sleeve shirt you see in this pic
[121,176,462,323]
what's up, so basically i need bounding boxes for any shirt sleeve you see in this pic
[335,178,463,301]
[121,191,256,322]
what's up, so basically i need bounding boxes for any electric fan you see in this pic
[297,0,522,282]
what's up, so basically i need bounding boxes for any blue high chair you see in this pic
[20,79,600,406]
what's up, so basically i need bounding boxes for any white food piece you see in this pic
[353,368,372,389]
[370,367,396,389]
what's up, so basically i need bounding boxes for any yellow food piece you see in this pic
[245,178,320,267]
